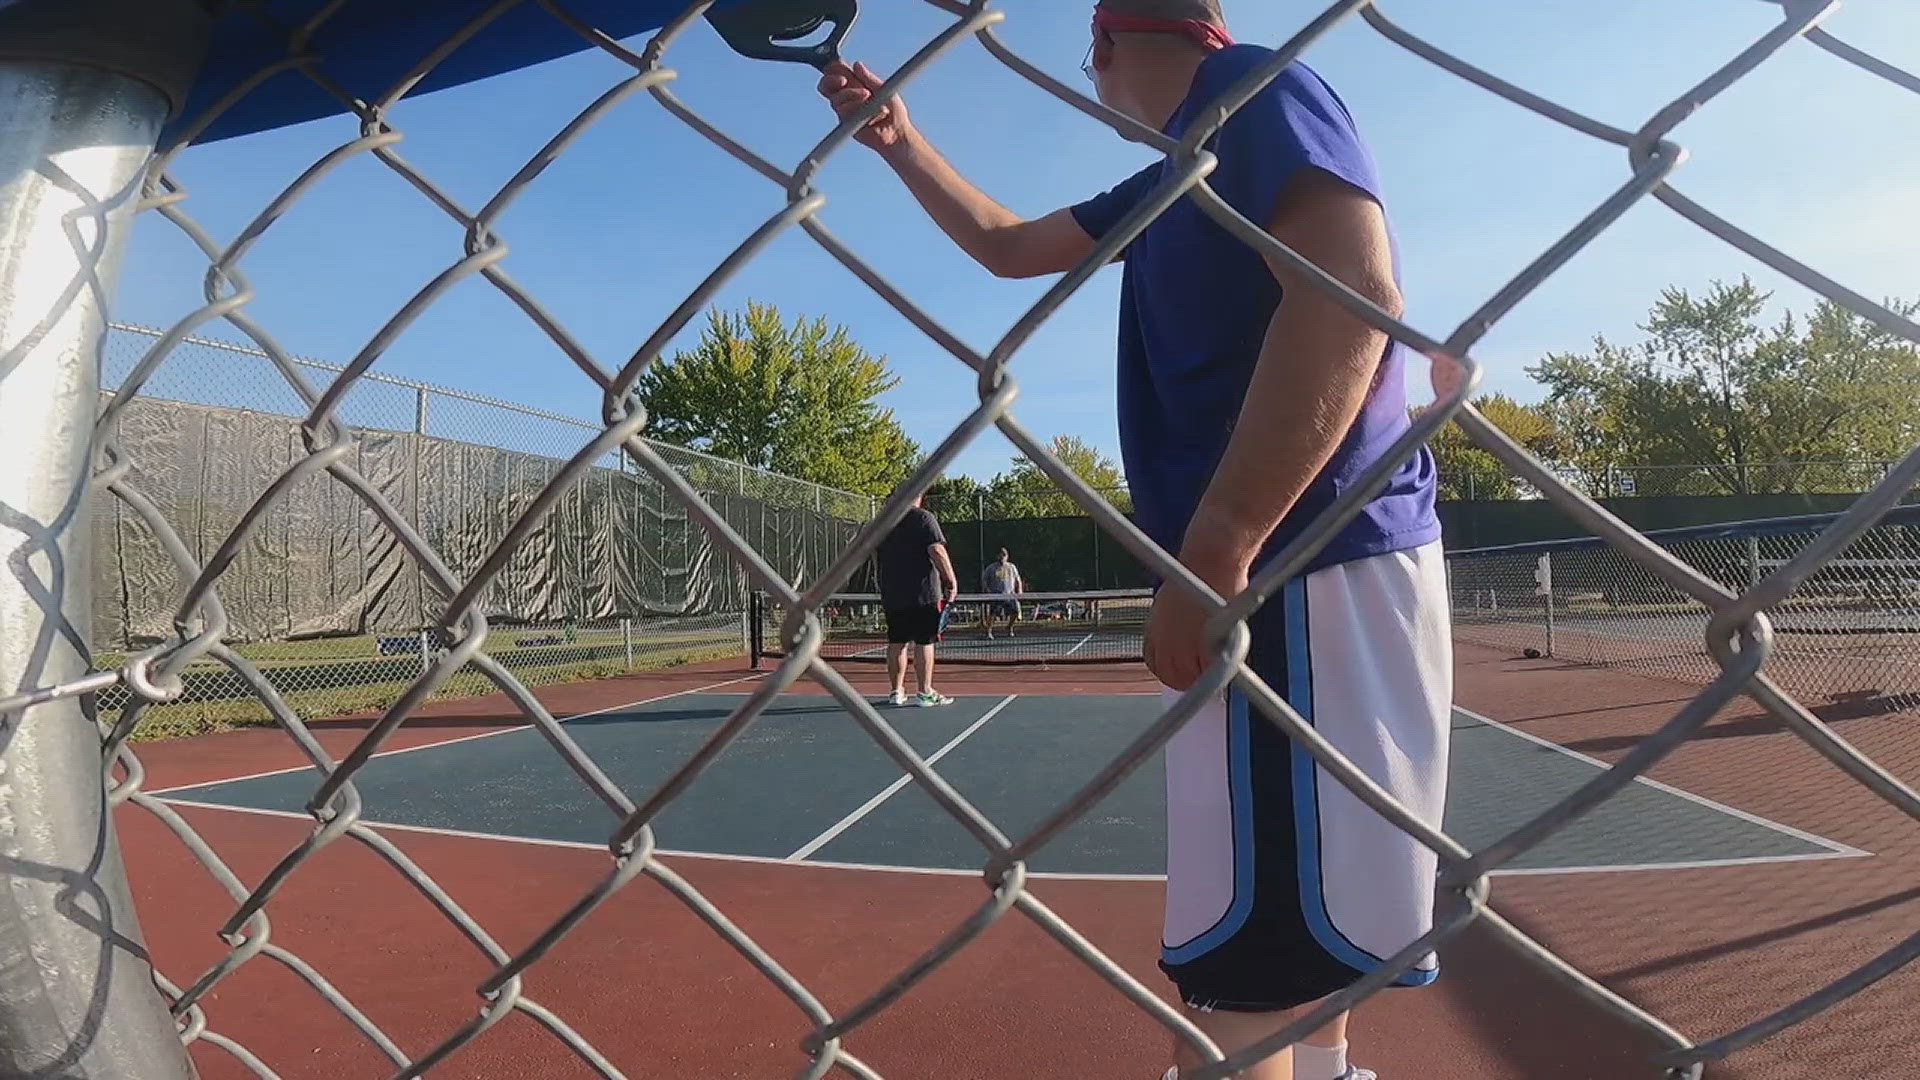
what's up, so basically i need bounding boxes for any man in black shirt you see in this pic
[875,495,959,706]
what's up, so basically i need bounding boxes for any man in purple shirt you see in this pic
[821,3,1451,1077]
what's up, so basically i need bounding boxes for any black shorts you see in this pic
[988,599,1020,620]
[884,605,941,645]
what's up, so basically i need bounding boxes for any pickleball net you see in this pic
[753,588,1155,666]
[2,2,1918,1079]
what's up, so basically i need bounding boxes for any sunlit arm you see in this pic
[929,542,959,597]
[1179,169,1404,585]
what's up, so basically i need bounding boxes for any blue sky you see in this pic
[116,0,1920,488]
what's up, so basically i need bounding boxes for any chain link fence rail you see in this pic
[1584,460,1905,499]
[3,0,1920,1078]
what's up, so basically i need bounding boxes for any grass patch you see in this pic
[112,640,742,742]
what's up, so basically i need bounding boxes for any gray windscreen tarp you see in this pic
[94,395,863,648]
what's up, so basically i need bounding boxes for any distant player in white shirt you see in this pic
[981,548,1024,639]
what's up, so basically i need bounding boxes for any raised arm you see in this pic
[820,62,1095,279]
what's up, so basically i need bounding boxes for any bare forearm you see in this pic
[930,546,959,591]
[880,133,1023,272]
[1182,297,1387,573]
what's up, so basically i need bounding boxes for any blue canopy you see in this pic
[169,0,748,145]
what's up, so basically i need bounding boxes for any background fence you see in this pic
[1451,505,1920,716]
[97,324,868,735]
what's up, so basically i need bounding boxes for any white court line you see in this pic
[146,673,767,796]
[1061,632,1095,658]
[785,693,1019,861]
[1454,706,1869,858]
[149,799,1864,880]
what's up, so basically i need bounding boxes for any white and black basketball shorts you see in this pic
[1160,541,1452,1013]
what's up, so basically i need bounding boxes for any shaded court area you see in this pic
[113,650,1913,1079]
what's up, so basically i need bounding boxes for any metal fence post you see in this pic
[0,8,209,1073]
[1535,552,1556,657]
[623,617,634,669]
[976,491,986,582]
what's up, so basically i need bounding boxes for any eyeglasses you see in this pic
[1081,39,1095,81]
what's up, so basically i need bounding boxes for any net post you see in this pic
[0,2,214,1074]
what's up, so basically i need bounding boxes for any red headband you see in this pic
[1091,8,1235,51]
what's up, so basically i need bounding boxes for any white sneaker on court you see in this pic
[915,690,953,707]
[884,690,906,706]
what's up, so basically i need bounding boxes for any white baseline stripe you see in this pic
[785,694,1018,861]
[146,673,766,796]
[1453,705,1869,858]
[149,799,1863,880]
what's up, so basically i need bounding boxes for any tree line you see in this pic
[637,280,1920,516]
[1428,279,1920,500]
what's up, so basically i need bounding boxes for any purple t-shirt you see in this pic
[1071,47,1438,576]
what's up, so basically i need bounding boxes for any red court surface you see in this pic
[121,648,1920,1079]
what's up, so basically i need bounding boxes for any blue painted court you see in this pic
[157,692,1860,877]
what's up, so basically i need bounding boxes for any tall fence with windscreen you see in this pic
[94,323,867,736]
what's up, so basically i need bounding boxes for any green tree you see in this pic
[988,435,1133,517]
[1527,279,1920,495]
[922,473,989,519]
[1419,394,1565,501]
[636,302,919,497]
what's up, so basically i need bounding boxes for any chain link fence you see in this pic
[1451,505,1920,716]
[3,1,1920,1078]
[89,323,863,738]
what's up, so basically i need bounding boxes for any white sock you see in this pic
[1293,1042,1349,1080]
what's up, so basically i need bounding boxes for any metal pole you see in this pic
[975,491,985,585]
[0,56,197,1078]
[1538,552,1556,658]
[623,617,633,669]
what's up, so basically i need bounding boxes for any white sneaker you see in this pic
[915,690,954,707]
[1339,1069,1378,1080]
[884,690,906,706]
